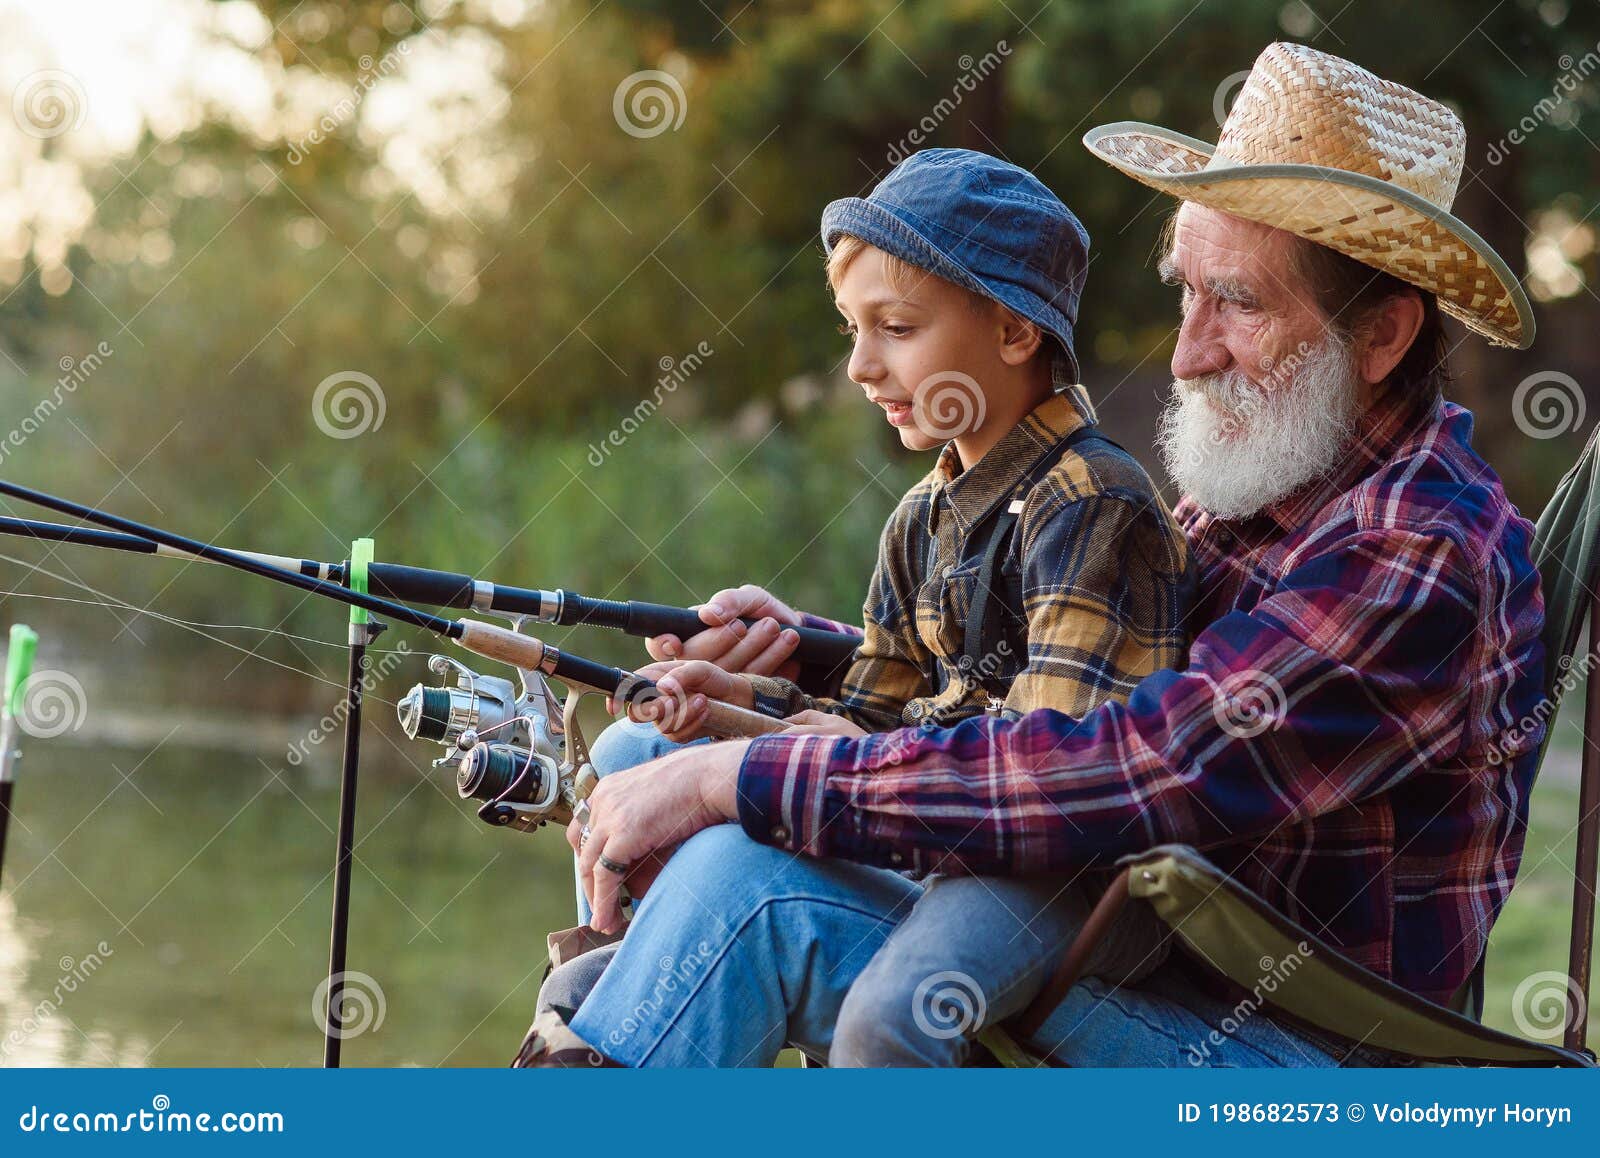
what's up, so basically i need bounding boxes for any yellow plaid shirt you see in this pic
[747,386,1193,728]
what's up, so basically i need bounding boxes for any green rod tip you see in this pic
[5,624,39,719]
[348,538,374,625]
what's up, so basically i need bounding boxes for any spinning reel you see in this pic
[396,629,600,834]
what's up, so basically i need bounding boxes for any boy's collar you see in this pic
[931,383,1096,539]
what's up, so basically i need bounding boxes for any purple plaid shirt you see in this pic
[737,391,1546,1006]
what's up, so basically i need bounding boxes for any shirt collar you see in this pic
[1255,386,1441,533]
[931,383,1096,538]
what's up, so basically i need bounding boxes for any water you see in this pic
[1,655,1592,1067]
[0,730,578,1067]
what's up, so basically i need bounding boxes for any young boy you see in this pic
[543,149,1193,1067]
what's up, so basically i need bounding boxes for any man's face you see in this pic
[1162,203,1332,393]
[1156,204,1364,520]
[833,246,1005,454]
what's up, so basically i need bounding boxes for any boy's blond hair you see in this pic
[826,234,997,318]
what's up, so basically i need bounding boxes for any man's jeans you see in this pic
[561,720,1355,1068]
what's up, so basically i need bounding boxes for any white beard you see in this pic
[1157,332,1362,520]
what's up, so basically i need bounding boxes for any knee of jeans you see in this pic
[830,968,952,1067]
[588,718,676,777]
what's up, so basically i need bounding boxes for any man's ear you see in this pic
[1356,291,1425,385]
[997,309,1044,366]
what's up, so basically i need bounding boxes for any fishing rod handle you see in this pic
[697,698,788,738]
[557,594,859,668]
[450,621,786,738]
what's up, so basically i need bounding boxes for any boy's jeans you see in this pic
[557,720,1348,1068]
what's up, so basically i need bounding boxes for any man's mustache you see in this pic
[1173,371,1265,418]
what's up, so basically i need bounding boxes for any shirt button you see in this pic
[771,826,789,842]
[1214,526,1234,547]
[890,852,904,865]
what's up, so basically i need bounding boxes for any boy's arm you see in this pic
[1003,489,1192,718]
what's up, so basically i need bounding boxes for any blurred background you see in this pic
[0,0,1595,1065]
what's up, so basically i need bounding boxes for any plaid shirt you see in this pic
[745,385,1191,729]
[737,391,1546,1007]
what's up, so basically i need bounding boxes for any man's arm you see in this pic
[734,526,1498,875]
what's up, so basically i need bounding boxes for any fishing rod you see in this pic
[0,480,784,744]
[0,479,788,1067]
[0,514,859,670]
[0,623,38,887]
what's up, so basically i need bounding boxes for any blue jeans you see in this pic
[561,721,1351,1068]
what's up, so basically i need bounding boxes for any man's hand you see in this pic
[645,585,803,679]
[569,739,750,934]
[607,660,757,743]
[783,709,868,739]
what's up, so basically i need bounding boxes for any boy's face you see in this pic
[833,246,1006,454]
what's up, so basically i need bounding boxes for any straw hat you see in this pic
[1083,42,1533,348]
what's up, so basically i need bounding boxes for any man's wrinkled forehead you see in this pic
[1161,204,1300,296]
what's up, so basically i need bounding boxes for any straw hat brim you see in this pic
[1084,121,1534,349]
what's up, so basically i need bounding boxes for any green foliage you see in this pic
[2,0,1598,661]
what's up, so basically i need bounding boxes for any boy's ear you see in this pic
[997,309,1044,367]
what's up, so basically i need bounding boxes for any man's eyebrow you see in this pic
[1157,256,1183,283]
[1203,275,1260,304]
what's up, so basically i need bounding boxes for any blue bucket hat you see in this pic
[820,148,1090,384]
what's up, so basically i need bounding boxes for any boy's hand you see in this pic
[782,709,868,738]
[645,585,803,679]
[615,660,757,743]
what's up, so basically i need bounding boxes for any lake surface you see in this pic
[0,657,1593,1067]
[0,718,578,1067]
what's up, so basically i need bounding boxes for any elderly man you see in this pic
[534,43,1545,1067]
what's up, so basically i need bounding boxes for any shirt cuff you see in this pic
[736,732,918,871]
[798,611,863,639]
[743,674,805,719]
[735,733,843,855]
